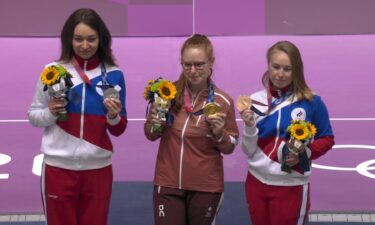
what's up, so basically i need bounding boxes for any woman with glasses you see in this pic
[28,8,127,225]
[237,41,334,225]
[144,34,239,225]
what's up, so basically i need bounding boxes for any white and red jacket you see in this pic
[241,88,334,186]
[28,56,127,170]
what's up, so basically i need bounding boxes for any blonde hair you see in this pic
[263,41,313,101]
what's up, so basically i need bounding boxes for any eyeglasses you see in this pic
[181,61,209,71]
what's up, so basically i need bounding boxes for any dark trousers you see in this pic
[153,185,223,225]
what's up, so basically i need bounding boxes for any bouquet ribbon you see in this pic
[282,144,310,173]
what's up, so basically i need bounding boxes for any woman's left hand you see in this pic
[284,153,300,167]
[103,98,122,119]
[206,112,226,138]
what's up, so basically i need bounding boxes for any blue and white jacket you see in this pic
[28,56,127,170]
[241,89,334,186]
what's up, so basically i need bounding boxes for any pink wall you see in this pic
[1,0,374,36]
[0,35,375,212]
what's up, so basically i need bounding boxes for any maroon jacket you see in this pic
[145,85,239,192]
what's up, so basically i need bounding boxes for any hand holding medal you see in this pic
[236,95,255,127]
[103,94,121,119]
[206,110,226,139]
[236,95,252,113]
[103,88,120,100]
[103,88,121,119]
[203,102,221,116]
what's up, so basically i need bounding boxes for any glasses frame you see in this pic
[181,61,210,71]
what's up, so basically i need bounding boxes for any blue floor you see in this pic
[109,181,250,225]
[109,182,375,225]
[1,182,374,225]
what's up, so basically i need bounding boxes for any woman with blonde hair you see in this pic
[238,41,334,225]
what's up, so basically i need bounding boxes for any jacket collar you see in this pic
[73,54,100,71]
[269,80,292,98]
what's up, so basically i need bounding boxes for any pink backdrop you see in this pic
[0,35,374,212]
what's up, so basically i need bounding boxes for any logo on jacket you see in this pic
[291,108,306,120]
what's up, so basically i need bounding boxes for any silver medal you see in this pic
[103,88,119,99]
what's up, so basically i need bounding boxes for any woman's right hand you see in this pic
[240,108,255,127]
[236,95,255,127]
[48,98,67,116]
[147,103,166,127]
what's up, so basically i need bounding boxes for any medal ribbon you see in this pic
[71,57,91,85]
[98,63,113,90]
[184,87,193,113]
[266,85,292,114]
[184,82,215,116]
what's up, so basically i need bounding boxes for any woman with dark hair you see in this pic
[144,34,239,225]
[28,8,127,225]
[237,41,334,225]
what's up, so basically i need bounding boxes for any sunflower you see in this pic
[143,80,155,100]
[157,80,177,101]
[290,123,309,141]
[144,85,152,100]
[307,122,317,136]
[41,66,60,85]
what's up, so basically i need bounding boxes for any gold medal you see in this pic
[203,102,221,116]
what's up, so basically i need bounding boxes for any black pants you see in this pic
[153,186,223,225]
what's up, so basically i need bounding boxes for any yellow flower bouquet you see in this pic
[41,65,73,121]
[281,119,317,173]
[144,77,177,133]
[286,120,317,145]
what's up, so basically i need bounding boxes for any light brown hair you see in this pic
[263,41,313,101]
[171,34,215,113]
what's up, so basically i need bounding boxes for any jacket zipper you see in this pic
[268,110,281,158]
[179,115,190,189]
[178,90,203,189]
[79,60,88,140]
